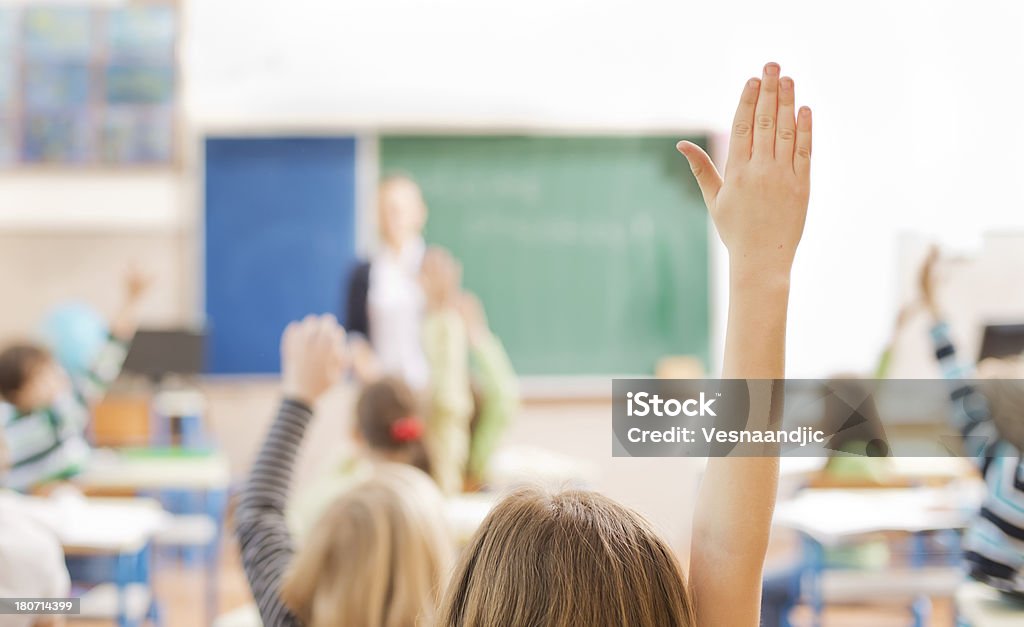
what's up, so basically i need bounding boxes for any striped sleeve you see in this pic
[234,399,312,627]
[930,322,1003,462]
[75,334,130,404]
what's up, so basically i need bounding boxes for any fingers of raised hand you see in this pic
[752,63,780,158]
[677,140,723,209]
[727,78,761,164]
[794,106,812,178]
[776,76,797,161]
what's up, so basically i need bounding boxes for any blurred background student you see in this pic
[918,247,1024,599]
[0,424,70,627]
[0,269,151,492]
[286,374,430,541]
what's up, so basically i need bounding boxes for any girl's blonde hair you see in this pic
[439,486,695,627]
[281,463,453,627]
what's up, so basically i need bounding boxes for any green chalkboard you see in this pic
[380,135,710,375]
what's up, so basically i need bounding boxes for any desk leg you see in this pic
[910,531,927,568]
[801,535,825,627]
[910,594,931,627]
[114,551,130,627]
[205,487,228,625]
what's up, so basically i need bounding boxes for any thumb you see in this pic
[676,141,722,209]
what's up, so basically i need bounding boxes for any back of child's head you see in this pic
[439,486,695,627]
[976,365,1024,453]
[356,376,431,475]
[281,463,453,627]
[0,343,54,406]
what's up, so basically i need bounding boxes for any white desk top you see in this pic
[76,448,231,491]
[20,495,168,554]
[778,456,977,481]
[773,485,983,546]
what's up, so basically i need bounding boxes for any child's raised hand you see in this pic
[918,245,942,317]
[458,291,490,346]
[678,63,811,278]
[123,265,154,303]
[420,246,462,311]
[280,314,348,405]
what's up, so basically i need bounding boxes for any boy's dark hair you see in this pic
[0,343,52,403]
[356,377,432,476]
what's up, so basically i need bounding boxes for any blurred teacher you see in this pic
[344,175,429,389]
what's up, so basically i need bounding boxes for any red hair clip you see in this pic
[390,416,423,442]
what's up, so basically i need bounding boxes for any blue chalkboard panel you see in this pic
[204,137,357,374]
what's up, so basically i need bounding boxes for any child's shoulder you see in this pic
[0,401,16,424]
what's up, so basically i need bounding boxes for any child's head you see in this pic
[355,377,431,475]
[281,463,453,627]
[0,343,67,411]
[378,175,427,250]
[976,358,1024,452]
[440,486,695,627]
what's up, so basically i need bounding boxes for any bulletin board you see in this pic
[0,2,178,167]
[204,137,358,375]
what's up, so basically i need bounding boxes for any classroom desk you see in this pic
[773,485,983,627]
[780,456,978,487]
[20,496,168,627]
[74,448,231,624]
[774,486,979,545]
[75,448,231,492]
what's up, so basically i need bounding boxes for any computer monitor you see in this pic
[121,328,205,382]
[978,323,1024,362]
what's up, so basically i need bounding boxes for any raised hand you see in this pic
[420,246,462,311]
[457,291,490,347]
[110,265,155,340]
[123,265,154,304]
[682,65,812,627]
[280,314,348,405]
[678,62,811,278]
[918,245,942,317]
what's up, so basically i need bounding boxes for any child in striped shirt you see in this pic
[0,270,150,492]
[920,247,1024,596]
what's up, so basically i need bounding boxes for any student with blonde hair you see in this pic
[441,62,812,627]
[235,315,454,627]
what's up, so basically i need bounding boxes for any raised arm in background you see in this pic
[78,267,153,404]
[677,62,811,626]
[459,291,520,484]
[420,247,474,494]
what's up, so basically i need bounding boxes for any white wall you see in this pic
[4,0,1024,376]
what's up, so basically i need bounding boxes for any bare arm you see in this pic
[678,62,811,627]
[109,267,153,341]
